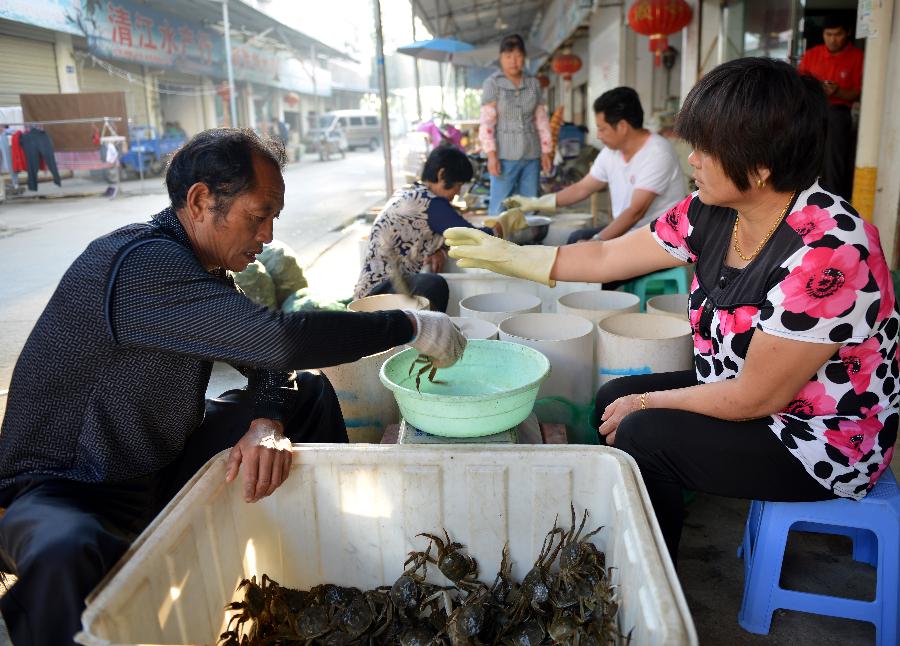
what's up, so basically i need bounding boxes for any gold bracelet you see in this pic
[639,392,649,410]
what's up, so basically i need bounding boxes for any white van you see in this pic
[307,110,381,152]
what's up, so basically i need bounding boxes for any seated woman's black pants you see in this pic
[0,372,346,645]
[368,273,450,313]
[594,371,836,565]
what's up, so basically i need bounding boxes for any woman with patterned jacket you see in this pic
[446,57,898,563]
[355,146,509,312]
[480,33,553,215]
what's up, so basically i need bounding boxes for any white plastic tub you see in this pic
[77,445,697,646]
[440,270,597,316]
[459,291,542,324]
[498,312,595,405]
[449,316,498,340]
[557,290,642,393]
[597,313,693,385]
[646,294,690,320]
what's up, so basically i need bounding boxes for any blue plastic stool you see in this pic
[621,266,689,311]
[737,469,900,644]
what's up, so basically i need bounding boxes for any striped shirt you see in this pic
[0,208,412,495]
[481,70,544,160]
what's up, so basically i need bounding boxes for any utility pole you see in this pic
[221,0,238,126]
[411,10,422,121]
[373,0,394,196]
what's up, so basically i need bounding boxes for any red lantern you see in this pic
[627,0,693,66]
[536,74,550,89]
[551,52,582,81]
[284,92,301,107]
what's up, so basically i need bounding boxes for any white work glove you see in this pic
[502,193,557,213]
[445,227,559,287]
[406,310,467,368]
[483,208,529,240]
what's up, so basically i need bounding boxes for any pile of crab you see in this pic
[219,505,628,645]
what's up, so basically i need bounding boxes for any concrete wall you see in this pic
[53,33,78,93]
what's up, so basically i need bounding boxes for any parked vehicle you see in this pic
[305,110,381,152]
[315,127,348,161]
[118,125,187,177]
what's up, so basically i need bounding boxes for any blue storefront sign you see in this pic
[0,0,81,35]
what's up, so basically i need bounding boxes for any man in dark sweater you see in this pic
[0,128,465,644]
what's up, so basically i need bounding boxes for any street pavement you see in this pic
[0,148,389,418]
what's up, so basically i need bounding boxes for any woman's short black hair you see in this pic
[499,34,526,55]
[592,87,644,129]
[421,145,474,186]
[166,128,287,216]
[675,57,827,193]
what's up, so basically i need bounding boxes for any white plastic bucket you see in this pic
[441,272,597,316]
[542,213,594,246]
[557,289,641,321]
[450,316,498,340]
[557,290,642,391]
[498,313,595,405]
[459,291,542,325]
[321,294,429,438]
[348,293,430,312]
[646,294,690,320]
[597,313,693,386]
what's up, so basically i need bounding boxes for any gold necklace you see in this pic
[732,191,796,262]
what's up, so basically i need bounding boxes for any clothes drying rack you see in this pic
[0,117,125,200]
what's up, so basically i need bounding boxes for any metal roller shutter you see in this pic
[78,60,150,126]
[0,35,59,106]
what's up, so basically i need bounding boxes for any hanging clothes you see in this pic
[20,128,60,191]
[10,131,26,173]
[0,129,19,188]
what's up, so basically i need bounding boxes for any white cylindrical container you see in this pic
[348,293,431,312]
[557,290,641,321]
[557,290,641,392]
[450,316,498,340]
[542,213,594,246]
[358,235,370,269]
[646,294,690,320]
[498,313,595,405]
[459,291,542,325]
[322,294,429,439]
[597,313,693,386]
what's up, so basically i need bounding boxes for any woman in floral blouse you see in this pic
[446,57,898,563]
[355,146,499,311]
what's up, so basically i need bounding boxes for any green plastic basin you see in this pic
[379,340,551,437]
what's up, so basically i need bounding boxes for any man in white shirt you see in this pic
[505,87,686,244]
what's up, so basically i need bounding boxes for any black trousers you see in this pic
[0,372,346,645]
[369,273,450,313]
[822,105,855,201]
[594,371,836,565]
[19,130,61,192]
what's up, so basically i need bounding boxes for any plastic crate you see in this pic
[77,445,698,645]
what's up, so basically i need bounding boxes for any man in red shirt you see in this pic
[798,15,864,199]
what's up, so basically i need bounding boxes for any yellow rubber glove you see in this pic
[501,193,558,213]
[445,227,558,287]
[483,208,529,240]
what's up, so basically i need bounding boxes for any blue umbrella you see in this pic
[396,37,475,63]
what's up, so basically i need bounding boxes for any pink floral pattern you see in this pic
[826,413,883,465]
[718,306,757,336]
[839,337,882,395]
[652,181,898,500]
[780,246,869,318]
[786,204,837,244]
[782,381,837,417]
[864,222,896,322]
[654,196,696,261]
